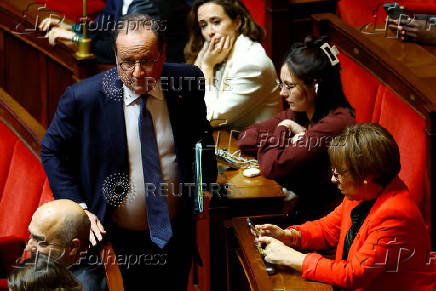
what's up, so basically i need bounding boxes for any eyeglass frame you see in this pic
[331,168,348,181]
[116,51,161,72]
[278,81,298,91]
[27,235,67,250]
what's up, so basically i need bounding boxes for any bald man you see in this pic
[25,199,90,265]
[25,199,106,291]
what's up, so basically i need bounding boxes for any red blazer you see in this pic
[290,177,436,290]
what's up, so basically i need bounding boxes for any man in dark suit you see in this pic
[41,12,217,291]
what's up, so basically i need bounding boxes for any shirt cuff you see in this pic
[79,203,88,210]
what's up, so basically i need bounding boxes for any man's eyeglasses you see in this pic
[117,52,160,71]
[27,236,65,249]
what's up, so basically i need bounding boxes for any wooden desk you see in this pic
[228,217,332,291]
[209,130,285,291]
[0,0,103,127]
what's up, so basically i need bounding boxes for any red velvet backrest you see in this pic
[240,0,265,28]
[0,139,47,241]
[338,53,379,123]
[337,0,436,27]
[32,0,106,21]
[339,55,427,212]
[371,84,427,207]
[0,122,18,201]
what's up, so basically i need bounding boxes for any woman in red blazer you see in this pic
[256,123,436,290]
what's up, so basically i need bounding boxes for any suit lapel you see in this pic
[161,66,186,182]
[101,67,129,173]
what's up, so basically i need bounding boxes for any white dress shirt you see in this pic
[122,0,135,15]
[111,83,180,230]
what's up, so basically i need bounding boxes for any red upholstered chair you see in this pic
[337,54,428,224]
[0,91,124,291]
[240,0,265,28]
[32,0,106,21]
[337,0,436,27]
[371,84,427,208]
[338,53,379,123]
[0,91,52,290]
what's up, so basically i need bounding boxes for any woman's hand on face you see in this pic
[201,35,233,70]
[257,236,306,271]
[278,119,306,135]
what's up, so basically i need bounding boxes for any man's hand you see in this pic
[84,210,106,246]
[257,236,306,272]
[45,27,75,46]
[39,17,72,32]
[389,18,436,45]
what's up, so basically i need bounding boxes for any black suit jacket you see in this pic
[41,63,217,224]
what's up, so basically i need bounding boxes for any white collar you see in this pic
[123,82,164,106]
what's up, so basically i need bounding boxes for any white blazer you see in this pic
[199,34,281,131]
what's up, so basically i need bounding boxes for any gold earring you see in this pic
[363,180,368,185]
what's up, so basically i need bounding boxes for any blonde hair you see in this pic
[329,123,401,186]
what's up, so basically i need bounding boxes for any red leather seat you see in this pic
[339,52,428,219]
[0,118,53,290]
[32,0,106,20]
[337,0,436,27]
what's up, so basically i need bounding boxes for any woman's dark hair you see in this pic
[184,0,265,64]
[8,252,82,291]
[329,123,401,187]
[283,35,354,125]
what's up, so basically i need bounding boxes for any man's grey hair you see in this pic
[112,13,165,53]
[54,213,90,247]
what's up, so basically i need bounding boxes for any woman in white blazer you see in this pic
[185,0,281,131]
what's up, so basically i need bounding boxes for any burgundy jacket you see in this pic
[238,107,355,221]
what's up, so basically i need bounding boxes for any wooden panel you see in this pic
[0,0,100,126]
[229,217,333,291]
[210,130,284,291]
[47,57,75,123]
[0,30,4,88]
[4,32,43,123]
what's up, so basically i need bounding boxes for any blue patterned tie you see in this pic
[138,94,173,248]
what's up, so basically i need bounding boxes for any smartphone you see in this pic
[246,218,277,275]
[246,218,260,237]
[383,2,405,20]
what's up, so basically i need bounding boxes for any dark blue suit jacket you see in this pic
[41,63,217,224]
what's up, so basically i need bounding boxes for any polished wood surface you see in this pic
[214,129,284,200]
[311,13,436,248]
[312,13,436,113]
[229,217,332,291]
[210,130,285,291]
[0,0,101,127]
